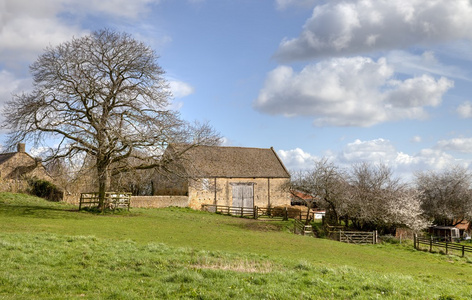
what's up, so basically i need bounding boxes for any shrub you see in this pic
[27,177,63,202]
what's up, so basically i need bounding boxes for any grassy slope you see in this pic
[1,193,472,299]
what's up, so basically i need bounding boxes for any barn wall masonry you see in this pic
[187,177,290,210]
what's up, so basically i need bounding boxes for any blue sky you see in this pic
[1,0,472,180]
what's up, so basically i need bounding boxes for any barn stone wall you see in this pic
[188,177,290,210]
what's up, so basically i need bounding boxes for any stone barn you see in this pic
[0,143,52,191]
[155,144,291,210]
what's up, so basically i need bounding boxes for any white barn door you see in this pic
[232,184,254,208]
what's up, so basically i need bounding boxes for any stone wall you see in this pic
[62,193,189,209]
[187,177,290,210]
[130,195,189,208]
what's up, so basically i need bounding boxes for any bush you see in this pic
[27,178,63,202]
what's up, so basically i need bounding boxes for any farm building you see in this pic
[0,143,52,191]
[290,190,318,206]
[154,144,291,210]
[428,226,461,242]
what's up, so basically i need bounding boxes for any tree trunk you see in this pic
[97,160,109,211]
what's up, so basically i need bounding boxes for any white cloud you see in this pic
[279,138,470,181]
[29,146,50,158]
[457,101,472,118]
[274,0,472,61]
[253,56,453,127]
[386,50,471,81]
[340,138,397,162]
[337,139,461,175]
[168,80,195,98]
[277,148,318,171]
[436,138,472,153]
[411,136,422,143]
[0,0,160,69]
[0,70,32,111]
[0,1,85,66]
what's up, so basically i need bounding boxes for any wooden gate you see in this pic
[231,183,254,208]
[339,231,378,244]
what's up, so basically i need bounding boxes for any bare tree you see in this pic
[415,166,472,226]
[3,29,220,209]
[290,158,349,225]
[348,163,399,230]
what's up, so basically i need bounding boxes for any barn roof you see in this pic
[167,145,290,178]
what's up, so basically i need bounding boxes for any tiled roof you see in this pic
[168,144,290,178]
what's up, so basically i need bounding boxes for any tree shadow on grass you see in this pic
[0,203,83,220]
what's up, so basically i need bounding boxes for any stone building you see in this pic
[155,144,291,210]
[0,143,52,191]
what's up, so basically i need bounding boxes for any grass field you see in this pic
[1,192,472,299]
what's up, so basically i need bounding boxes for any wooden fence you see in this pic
[201,204,255,217]
[414,235,472,257]
[79,192,131,211]
[293,218,314,236]
[201,204,312,221]
[339,230,378,245]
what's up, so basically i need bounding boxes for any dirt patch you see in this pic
[243,221,285,232]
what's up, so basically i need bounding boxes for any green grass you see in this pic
[1,192,472,299]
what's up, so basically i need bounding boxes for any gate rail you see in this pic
[79,192,131,211]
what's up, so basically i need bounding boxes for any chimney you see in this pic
[17,143,26,153]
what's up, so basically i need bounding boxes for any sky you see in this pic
[1,0,472,181]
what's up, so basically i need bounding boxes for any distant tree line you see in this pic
[290,159,472,234]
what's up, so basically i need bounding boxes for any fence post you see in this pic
[414,234,417,250]
[284,207,288,221]
[241,206,243,217]
[430,236,433,253]
[446,242,448,255]
[254,206,258,219]
[463,245,465,257]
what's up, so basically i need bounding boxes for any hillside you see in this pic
[1,193,471,299]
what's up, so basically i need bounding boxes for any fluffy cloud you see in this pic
[457,101,472,118]
[0,70,32,116]
[0,0,159,68]
[338,139,461,174]
[277,148,318,171]
[436,138,472,153]
[339,138,397,162]
[168,80,195,98]
[279,138,470,180]
[253,56,453,127]
[274,0,472,61]
[0,1,84,66]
